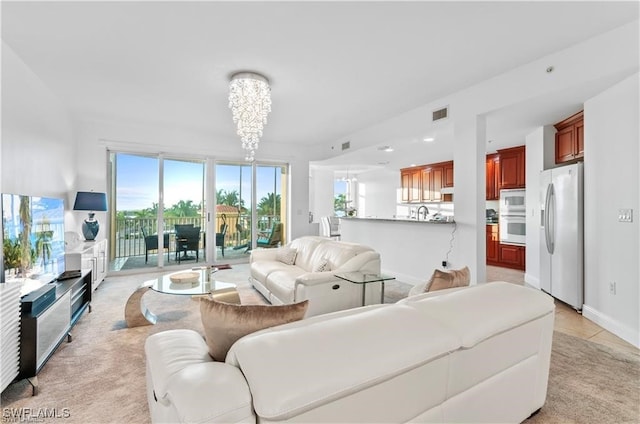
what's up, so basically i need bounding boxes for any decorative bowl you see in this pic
[169,271,200,284]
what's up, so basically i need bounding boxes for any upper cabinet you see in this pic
[554,110,584,164]
[486,153,500,200]
[497,145,526,189]
[400,160,453,203]
[401,167,421,203]
[443,161,454,188]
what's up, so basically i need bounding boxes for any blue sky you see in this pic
[116,154,282,211]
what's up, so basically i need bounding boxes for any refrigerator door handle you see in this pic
[544,183,555,254]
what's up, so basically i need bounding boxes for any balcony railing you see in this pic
[112,214,280,259]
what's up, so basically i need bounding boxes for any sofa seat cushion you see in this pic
[264,268,307,303]
[228,304,460,421]
[251,260,295,283]
[405,282,554,348]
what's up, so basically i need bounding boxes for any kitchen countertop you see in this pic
[341,216,455,224]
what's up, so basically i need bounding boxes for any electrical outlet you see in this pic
[609,281,616,295]
[618,209,633,223]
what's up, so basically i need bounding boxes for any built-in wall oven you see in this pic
[499,189,526,245]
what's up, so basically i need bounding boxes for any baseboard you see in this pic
[582,304,640,348]
[524,273,540,289]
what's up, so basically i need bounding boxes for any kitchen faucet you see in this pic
[417,205,429,221]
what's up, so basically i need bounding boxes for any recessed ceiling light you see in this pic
[378,146,394,152]
[423,137,435,142]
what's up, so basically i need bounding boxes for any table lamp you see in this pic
[73,191,108,241]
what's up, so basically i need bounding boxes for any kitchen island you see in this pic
[340,217,458,286]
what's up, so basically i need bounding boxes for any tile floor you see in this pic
[487,265,639,356]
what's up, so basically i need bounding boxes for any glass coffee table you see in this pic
[334,272,396,306]
[125,268,236,327]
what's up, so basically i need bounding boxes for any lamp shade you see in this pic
[73,191,108,211]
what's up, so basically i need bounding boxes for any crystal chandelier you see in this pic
[228,72,272,161]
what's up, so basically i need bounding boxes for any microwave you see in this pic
[499,189,526,215]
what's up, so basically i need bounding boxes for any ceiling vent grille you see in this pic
[341,141,351,151]
[432,107,449,122]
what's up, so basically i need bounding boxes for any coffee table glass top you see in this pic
[334,272,396,285]
[147,268,236,295]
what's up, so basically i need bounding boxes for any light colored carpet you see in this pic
[2,265,638,423]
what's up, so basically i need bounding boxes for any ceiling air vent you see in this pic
[341,141,351,151]
[432,107,449,122]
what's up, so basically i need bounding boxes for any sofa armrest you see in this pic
[334,250,381,273]
[295,271,340,287]
[164,362,254,423]
[250,247,281,263]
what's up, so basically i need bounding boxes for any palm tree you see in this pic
[334,193,347,214]
[167,200,199,217]
[257,193,281,216]
[18,195,32,275]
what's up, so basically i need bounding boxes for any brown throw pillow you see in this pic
[426,266,471,292]
[200,298,309,361]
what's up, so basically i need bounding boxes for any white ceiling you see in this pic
[2,1,638,172]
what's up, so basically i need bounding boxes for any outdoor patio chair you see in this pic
[141,226,170,263]
[175,225,201,263]
[216,215,228,257]
[256,222,283,248]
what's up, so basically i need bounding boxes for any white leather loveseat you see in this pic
[145,282,555,423]
[249,236,382,317]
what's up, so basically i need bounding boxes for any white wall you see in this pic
[310,167,335,223]
[582,73,639,347]
[353,169,397,219]
[1,42,77,226]
[1,42,76,198]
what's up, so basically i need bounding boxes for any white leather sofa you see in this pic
[145,282,555,423]
[249,236,382,317]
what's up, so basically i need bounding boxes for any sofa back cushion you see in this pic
[307,243,353,271]
[227,303,460,421]
[288,237,326,271]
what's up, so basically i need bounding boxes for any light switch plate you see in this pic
[618,209,633,223]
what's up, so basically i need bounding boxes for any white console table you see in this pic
[66,239,108,291]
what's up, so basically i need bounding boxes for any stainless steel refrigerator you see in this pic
[540,162,584,311]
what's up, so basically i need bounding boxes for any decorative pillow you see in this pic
[200,298,309,361]
[276,247,297,265]
[426,266,471,292]
[312,258,331,272]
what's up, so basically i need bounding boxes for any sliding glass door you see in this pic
[109,152,206,272]
[214,161,288,260]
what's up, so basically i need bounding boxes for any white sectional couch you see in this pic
[249,236,382,317]
[145,282,555,423]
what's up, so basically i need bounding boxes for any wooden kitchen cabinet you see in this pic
[497,145,525,189]
[498,244,525,270]
[485,153,500,200]
[401,161,451,203]
[401,168,422,203]
[486,225,500,265]
[554,110,584,164]
[420,167,443,202]
[443,161,454,188]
